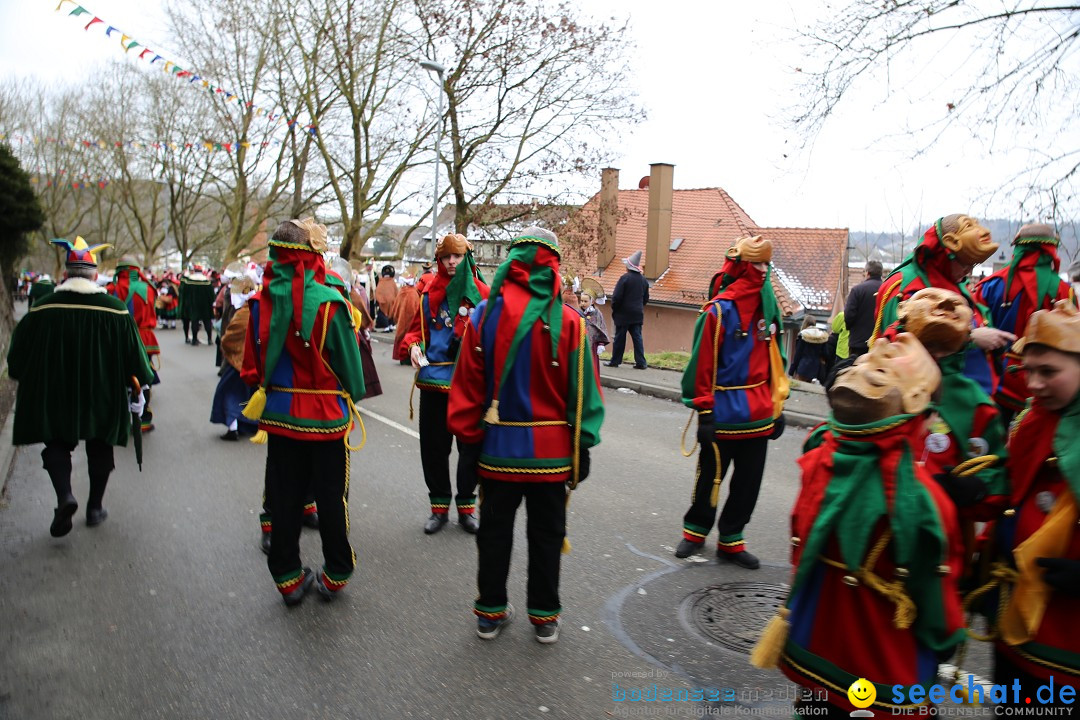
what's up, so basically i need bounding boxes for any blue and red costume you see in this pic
[448,231,604,629]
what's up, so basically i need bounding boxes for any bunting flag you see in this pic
[0,132,288,153]
[53,0,318,135]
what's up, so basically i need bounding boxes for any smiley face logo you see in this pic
[847,678,876,709]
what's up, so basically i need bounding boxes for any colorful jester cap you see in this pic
[51,236,112,269]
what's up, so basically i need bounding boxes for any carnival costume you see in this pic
[448,227,604,641]
[402,234,489,534]
[873,215,1000,396]
[111,256,160,432]
[8,237,154,536]
[179,267,214,345]
[976,223,1070,417]
[240,218,366,606]
[752,335,967,716]
[677,235,789,567]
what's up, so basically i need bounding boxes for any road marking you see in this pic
[357,406,420,440]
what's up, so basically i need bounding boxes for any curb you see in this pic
[598,373,826,429]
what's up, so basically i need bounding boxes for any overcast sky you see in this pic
[0,0,1042,233]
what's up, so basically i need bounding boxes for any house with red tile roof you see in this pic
[560,164,850,355]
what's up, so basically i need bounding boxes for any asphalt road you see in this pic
[0,323,990,720]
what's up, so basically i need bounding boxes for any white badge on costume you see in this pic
[926,433,951,454]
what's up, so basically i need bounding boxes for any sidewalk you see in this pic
[598,362,829,428]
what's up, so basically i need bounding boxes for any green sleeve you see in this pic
[568,317,604,449]
[326,303,366,401]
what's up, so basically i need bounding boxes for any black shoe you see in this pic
[476,604,514,640]
[535,620,560,644]
[674,539,703,558]
[302,512,320,530]
[191,339,200,346]
[605,362,619,367]
[183,337,190,344]
[459,513,479,534]
[282,567,315,607]
[50,496,79,537]
[719,550,760,570]
[221,429,239,441]
[423,513,449,535]
[260,532,271,555]
[633,364,648,370]
[86,507,109,528]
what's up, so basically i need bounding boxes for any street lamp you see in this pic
[419,59,446,260]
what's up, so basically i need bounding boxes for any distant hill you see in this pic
[847,219,1079,267]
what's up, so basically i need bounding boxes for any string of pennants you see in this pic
[54,0,317,135]
[29,175,110,190]
[1,133,288,153]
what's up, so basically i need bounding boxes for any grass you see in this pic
[598,350,691,372]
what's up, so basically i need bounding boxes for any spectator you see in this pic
[788,316,829,383]
[844,259,883,356]
[606,250,649,369]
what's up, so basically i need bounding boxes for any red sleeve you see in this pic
[240,304,262,387]
[447,318,487,443]
[683,306,720,412]
[401,292,425,351]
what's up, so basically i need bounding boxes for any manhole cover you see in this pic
[686,581,788,654]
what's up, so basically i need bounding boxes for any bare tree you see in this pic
[277,0,431,260]
[412,0,643,234]
[791,1,1080,224]
[168,0,300,260]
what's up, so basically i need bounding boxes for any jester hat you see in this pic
[51,236,111,269]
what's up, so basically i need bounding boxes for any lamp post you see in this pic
[419,59,446,260]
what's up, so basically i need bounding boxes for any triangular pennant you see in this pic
[68,6,89,18]
[105,26,118,37]
[84,16,102,30]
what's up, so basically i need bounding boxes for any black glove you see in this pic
[769,413,786,440]
[574,448,590,485]
[697,411,715,446]
[932,468,988,508]
[1037,557,1080,596]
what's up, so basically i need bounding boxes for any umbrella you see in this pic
[130,376,143,471]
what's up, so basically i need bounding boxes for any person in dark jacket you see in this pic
[844,259,883,356]
[789,315,830,383]
[606,250,650,369]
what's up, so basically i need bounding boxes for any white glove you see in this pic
[596,344,605,356]
[129,388,147,415]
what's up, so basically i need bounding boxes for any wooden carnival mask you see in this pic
[898,287,973,358]
[725,235,773,264]
[830,333,941,424]
[939,214,997,266]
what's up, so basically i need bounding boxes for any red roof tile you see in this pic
[561,187,848,315]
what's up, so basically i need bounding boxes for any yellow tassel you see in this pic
[483,399,500,425]
[562,537,572,554]
[710,481,720,508]
[243,387,267,420]
[749,607,790,669]
[709,443,722,508]
[956,683,977,706]
[249,429,268,444]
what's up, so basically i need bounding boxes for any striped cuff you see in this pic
[430,496,451,515]
[527,608,561,626]
[474,603,509,621]
[716,533,745,554]
[274,568,306,596]
[682,522,708,543]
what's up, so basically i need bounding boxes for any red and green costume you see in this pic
[780,414,967,713]
[992,395,1080,687]
[976,239,1070,412]
[679,259,786,554]
[448,234,604,627]
[873,220,997,396]
[111,263,160,359]
[241,240,366,600]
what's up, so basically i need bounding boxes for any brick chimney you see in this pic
[644,163,673,280]
[597,167,618,271]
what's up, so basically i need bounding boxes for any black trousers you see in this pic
[182,318,212,344]
[993,646,1077,708]
[418,390,478,513]
[476,480,565,621]
[610,323,645,367]
[260,452,317,530]
[683,437,768,545]
[41,439,114,510]
[265,435,354,584]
